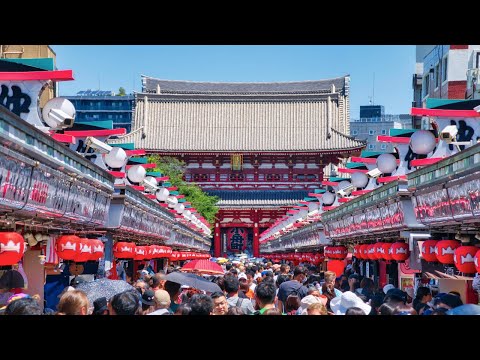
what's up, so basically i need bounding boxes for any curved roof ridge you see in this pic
[141,75,350,85]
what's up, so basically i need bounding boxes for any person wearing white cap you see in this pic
[330,291,372,315]
[383,284,395,294]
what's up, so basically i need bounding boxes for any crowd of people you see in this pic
[1,260,479,315]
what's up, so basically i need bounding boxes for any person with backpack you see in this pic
[224,274,255,314]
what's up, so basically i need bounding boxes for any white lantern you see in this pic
[410,130,436,155]
[175,203,185,214]
[166,196,178,208]
[308,202,318,212]
[322,192,335,205]
[155,187,170,202]
[376,153,397,174]
[144,176,158,187]
[104,147,128,168]
[351,172,369,188]
[183,210,192,219]
[127,165,146,183]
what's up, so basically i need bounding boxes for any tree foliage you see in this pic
[147,155,219,227]
[117,87,126,96]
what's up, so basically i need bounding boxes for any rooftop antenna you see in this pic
[372,72,375,105]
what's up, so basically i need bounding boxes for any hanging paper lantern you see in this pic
[420,240,438,262]
[375,242,385,260]
[453,246,478,274]
[135,246,148,261]
[56,235,81,261]
[322,192,336,206]
[377,153,397,174]
[351,172,369,189]
[435,240,460,264]
[391,242,409,262]
[156,188,170,202]
[324,246,334,258]
[367,244,377,260]
[410,130,436,155]
[74,238,93,263]
[327,260,345,277]
[170,251,180,261]
[0,232,25,266]
[332,246,348,260]
[353,245,360,258]
[359,244,369,260]
[104,147,127,168]
[381,243,393,261]
[474,250,480,273]
[127,165,146,184]
[113,242,136,259]
[89,239,104,261]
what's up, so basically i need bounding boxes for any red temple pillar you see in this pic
[253,209,259,257]
[214,222,221,257]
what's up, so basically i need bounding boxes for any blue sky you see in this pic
[53,45,415,118]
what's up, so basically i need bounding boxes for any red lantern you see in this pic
[324,246,334,258]
[74,238,93,263]
[381,243,393,261]
[333,246,348,260]
[89,239,104,261]
[420,240,438,262]
[353,245,360,258]
[170,251,180,260]
[374,242,385,260]
[327,260,345,277]
[113,242,136,259]
[0,232,25,266]
[454,246,478,274]
[134,246,148,261]
[435,240,460,264]
[391,242,409,262]
[56,235,81,261]
[475,250,480,273]
[367,244,377,260]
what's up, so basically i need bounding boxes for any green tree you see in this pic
[117,87,126,96]
[148,155,219,227]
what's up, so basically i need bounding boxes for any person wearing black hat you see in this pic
[92,297,109,315]
[384,288,408,307]
[140,289,156,315]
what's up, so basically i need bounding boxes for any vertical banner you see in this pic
[227,228,247,252]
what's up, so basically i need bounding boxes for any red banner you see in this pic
[227,228,247,252]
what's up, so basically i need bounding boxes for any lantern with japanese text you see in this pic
[382,243,393,261]
[74,238,93,263]
[375,242,385,260]
[367,244,377,260]
[454,246,478,274]
[134,246,147,261]
[474,250,480,273]
[113,242,136,259]
[56,235,81,261]
[420,240,438,262]
[435,240,460,264]
[359,244,369,260]
[391,242,409,262]
[324,246,334,259]
[0,232,25,266]
[333,246,348,260]
[89,239,104,261]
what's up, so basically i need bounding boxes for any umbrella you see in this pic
[165,272,222,294]
[76,278,135,304]
[180,259,225,275]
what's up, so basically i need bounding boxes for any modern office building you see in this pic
[64,90,134,132]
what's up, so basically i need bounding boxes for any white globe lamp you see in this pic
[127,165,146,184]
[322,192,335,205]
[156,187,170,202]
[166,196,178,208]
[351,172,369,188]
[42,97,76,129]
[410,130,436,155]
[104,147,127,168]
[376,153,397,174]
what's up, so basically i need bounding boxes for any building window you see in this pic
[368,144,375,150]
[423,74,430,97]
[352,130,358,136]
[108,114,113,119]
[381,129,387,135]
[442,57,448,82]
[369,130,375,135]
[435,64,440,88]
[380,144,387,150]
